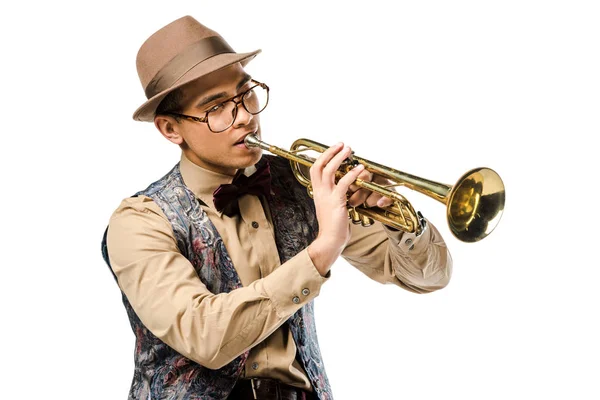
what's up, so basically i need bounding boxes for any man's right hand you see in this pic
[307,142,365,276]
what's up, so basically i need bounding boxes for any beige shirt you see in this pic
[106,153,452,391]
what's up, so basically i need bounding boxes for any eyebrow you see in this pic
[195,74,253,109]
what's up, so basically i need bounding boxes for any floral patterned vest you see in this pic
[101,156,333,400]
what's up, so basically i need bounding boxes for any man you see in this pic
[101,15,452,400]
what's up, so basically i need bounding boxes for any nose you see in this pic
[233,99,253,128]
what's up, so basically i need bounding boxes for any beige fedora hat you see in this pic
[133,16,261,122]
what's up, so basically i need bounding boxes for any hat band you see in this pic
[145,36,234,98]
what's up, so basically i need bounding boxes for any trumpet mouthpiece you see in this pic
[244,134,260,148]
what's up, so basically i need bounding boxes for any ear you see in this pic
[154,115,184,145]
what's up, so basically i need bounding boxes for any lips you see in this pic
[234,131,257,146]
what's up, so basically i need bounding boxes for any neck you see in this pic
[181,149,238,176]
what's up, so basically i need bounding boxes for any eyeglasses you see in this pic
[165,80,269,133]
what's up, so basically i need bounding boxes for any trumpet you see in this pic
[244,135,505,243]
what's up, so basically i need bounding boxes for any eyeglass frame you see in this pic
[163,80,269,133]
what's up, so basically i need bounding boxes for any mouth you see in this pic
[234,131,258,146]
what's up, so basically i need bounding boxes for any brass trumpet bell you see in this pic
[446,168,505,243]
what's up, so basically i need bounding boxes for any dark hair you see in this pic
[155,88,184,121]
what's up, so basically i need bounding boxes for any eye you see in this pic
[208,103,224,113]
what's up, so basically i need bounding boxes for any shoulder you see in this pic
[108,195,170,229]
[106,195,176,254]
[109,162,183,220]
[111,195,163,216]
[105,195,180,272]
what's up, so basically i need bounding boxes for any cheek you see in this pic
[186,132,232,158]
[181,128,214,148]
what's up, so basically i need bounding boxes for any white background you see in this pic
[1,1,599,399]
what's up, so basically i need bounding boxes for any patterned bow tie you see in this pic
[213,159,272,216]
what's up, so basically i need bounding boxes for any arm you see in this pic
[306,144,452,291]
[106,196,327,370]
[342,219,452,294]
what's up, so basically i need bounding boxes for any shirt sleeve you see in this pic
[341,218,452,294]
[106,196,328,370]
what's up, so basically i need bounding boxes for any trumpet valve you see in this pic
[348,207,362,225]
[361,215,374,227]
[347,207,374,227]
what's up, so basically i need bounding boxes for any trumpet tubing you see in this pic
[244,135,505,243]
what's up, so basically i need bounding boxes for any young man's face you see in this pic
[156,63,263,175]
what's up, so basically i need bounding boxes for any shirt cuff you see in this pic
[382,218,433,255]
[262,249,328,319]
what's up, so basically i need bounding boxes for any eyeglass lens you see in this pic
[208,85,268,132]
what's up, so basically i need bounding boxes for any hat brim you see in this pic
[132,49,261,122]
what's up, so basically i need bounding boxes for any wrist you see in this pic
[307,238,342,277]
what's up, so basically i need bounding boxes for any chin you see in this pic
[248,148,263,165]
[234,148,263,169]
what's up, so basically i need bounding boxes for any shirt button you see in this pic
[405,238,413,246]
[302,288,310,296]
[251,221,259,229]
[251,362,259,370]
[292,296,300,304]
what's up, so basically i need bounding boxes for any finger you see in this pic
[347,189,370,207]
[349,169,372,192]
[377,196,395,208]
[310,142,344,185]
[362,192,395,208]
[311,142,344,173]
[322,146,353,185]
[335,164,364,195]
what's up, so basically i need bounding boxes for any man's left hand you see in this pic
[346,168,395,208]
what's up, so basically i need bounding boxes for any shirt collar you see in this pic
[179,152,256,212]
